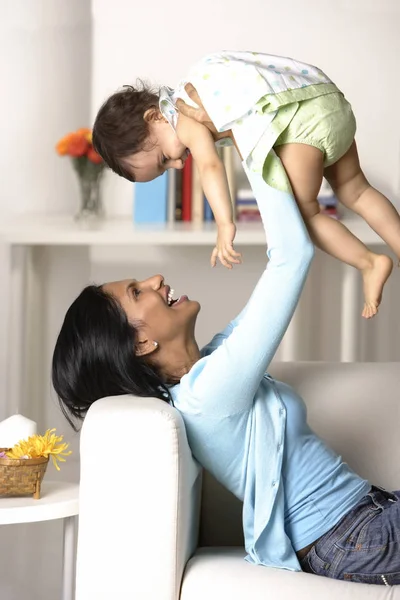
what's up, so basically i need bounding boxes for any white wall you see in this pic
[1,1,400,598]
[0,1,92,217]
[0,2,91,599]
[88,0,400,362]
[92,0,400,212]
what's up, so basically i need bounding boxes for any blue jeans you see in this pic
[300,486,400,585]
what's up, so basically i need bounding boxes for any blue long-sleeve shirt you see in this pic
[275,379,370,553]
[172,167,314,570]
[171,167,370,570]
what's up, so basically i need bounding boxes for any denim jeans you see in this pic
[300,486,400,585]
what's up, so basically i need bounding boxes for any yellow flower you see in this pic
[76,128,92,143]
[6,429,72,471]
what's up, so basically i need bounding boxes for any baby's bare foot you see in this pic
[361,254,393,319]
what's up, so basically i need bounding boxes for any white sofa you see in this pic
[75,362,400,600]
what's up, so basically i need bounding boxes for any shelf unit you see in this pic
[0,213,383,246]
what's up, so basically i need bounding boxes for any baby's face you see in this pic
[124,119,189,182]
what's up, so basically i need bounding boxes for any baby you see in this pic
[93,50,400,318]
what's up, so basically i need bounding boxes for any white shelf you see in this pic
[0,213,384,246]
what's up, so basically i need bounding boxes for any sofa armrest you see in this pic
[75,396,202,600]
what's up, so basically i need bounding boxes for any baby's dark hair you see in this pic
[92,81,160,182]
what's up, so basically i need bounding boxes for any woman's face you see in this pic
[102,274,200,351]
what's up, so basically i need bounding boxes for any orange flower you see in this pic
[68,133,90,157]
[76,127,91,136]
[56,133,74,156]
[87,147,103,164]
[76,128,93,143]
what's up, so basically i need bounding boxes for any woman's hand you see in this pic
[176,84,223,141]
[212,222,242,269]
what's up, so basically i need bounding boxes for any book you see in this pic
[167,169,176,224]
[236,188,261,222]
[181,154,193,221]
[204,195,214,221]
[175,168,183,221]
[318,178,339,219]
[133,171,168,223]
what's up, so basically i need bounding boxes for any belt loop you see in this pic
[369,486,398,507]
[368,490,384,510]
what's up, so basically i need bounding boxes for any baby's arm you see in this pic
[176,113,241,268]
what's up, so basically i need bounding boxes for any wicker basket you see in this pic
[0,448,49,499]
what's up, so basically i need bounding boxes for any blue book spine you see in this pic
[203,195,214,221]
[133,172,168,223]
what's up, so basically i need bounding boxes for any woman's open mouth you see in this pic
[167,288,188,307]
[171,295,188,307]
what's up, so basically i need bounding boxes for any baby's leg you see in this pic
[324,140,400,259]
[275,143,392,319]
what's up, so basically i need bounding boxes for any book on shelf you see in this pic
[134,165,338,226]
[174,168,183,221]
[318,179,338,218]
[133,171,168,223]
[235,178,339,222]
[203,195,214,222]
[236,188,261,222]
[181,154,193,221]
[167,167,177,223]
[177,145,235,224]
[133,151,340,226]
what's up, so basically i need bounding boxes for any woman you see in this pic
[52,88,400,585]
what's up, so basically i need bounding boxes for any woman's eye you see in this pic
[161,155,168,165]
[133,288,141,298]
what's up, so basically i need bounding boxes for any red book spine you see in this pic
[181,154,192,221]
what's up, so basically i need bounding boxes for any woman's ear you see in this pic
[135,338,158,357]
[143,107,165,123]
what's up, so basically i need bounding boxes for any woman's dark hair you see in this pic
[92,81,159,182]
[52,285,174,431]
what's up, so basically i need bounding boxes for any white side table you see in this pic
[0,480,79,600]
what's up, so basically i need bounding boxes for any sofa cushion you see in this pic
[181,548,399,599]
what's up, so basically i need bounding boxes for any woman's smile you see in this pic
[170,295,188,307]
[165,285,189,307]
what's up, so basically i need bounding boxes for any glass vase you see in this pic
[76,174,104,222]
[73,157,105,223]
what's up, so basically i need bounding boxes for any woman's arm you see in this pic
[185,169,314,417]
[176,113,241,268]
[177,86,314,417]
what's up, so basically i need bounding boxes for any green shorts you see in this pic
[253,90,357,193]
[274,92,356,168]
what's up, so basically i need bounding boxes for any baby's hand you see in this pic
[211,223,242,269]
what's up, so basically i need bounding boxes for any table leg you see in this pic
[340,264,359,362]
[62,515,76,600]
